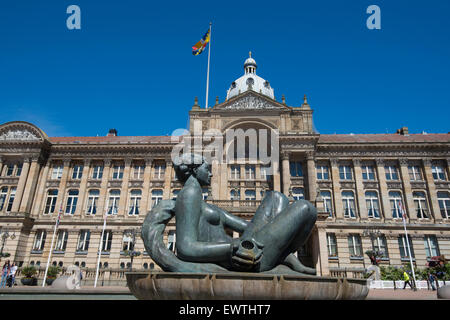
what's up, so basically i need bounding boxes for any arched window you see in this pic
[128,189,141,215]
[413,191,429,219]
[65,189,79,215]
[86,189,99,215]
[342,191,356,218]
[438,191,450,219]
[6,187,16,212]
[151,189,163,207]
[107,190,120,215]
[44,189,58,214]
[321,191,332,217]
[365,191,380,218]
[230,189,240,200]
[389,191,403,219]
[0,187,8,211]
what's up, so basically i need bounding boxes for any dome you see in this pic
[226,52,274,100]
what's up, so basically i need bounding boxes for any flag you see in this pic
[398,200,407,221]
[192,29,210,56]
[56,204,62,228]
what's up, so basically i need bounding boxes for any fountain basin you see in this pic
[126,272,369,300]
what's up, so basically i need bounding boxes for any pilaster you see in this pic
[118,158,132,216]
[423,158,441,222]
[19,157,41,214]
[53,158,71,215]
[281,151,291,196]
[352,159,367,221]
[399,158,415,223]
[330,158,343,219]
[11,158,31,213]
[375,158,391,223]
[77,158,91,217]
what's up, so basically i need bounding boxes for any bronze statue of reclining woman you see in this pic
[141,153,317,275]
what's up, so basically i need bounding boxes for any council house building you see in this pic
[0,54,449,284]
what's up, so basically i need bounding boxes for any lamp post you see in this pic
[0,229,16,258]
[123,228,141,271]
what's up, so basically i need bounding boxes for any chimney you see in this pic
[396,127,409,135]
[107,128,118,137]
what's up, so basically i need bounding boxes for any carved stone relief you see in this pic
[0,129,40,141]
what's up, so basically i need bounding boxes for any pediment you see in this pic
[0,121,47,142]
[213,91,290,111]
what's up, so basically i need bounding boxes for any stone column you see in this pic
[306,152,316,202]
[446,159,450,182]
[375,159,391,222]
[0,157,3,177]
[211,160,220,200]
[54,159,71,215]
[98,159,112,216]
[32,160,51,216]
[281,152,291,197]
[11,158,31,213]
[352,159,367,221]
[118,159,132,216]
[272,159,281,192]
[19,157,41,214]
[77,158,91,217]
[140,158,152,216]
[163,160,173,200]
[330,158,343,219]
[423,158,442,222]
[220,163,228,200]
[399,158,415,223]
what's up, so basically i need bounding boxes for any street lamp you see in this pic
[123,228,141,271]
[0,229,16,258]
[363,227,383,266]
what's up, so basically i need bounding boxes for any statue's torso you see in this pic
[197,202,232,243]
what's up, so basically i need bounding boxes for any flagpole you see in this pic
[400,201,417,290]
[42,204,62,287]
[205,22,212,109]
[94,209,107,288]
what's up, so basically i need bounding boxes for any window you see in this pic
[133,165,145,180]
[260,165,270,180]
[86,189,99,215]
[77,230,90,252]
[245,165,255,180]
[348,235,363,258]
[432,165,446,181]
[398,235,415,259]
[172,189,180,200]
[424,236,440,258]
[408,165,422,181]
[327,233,338,257]
[342,191,356,218]
[72,165,83,179]
[316,165,329,180]
[438,192,450,219]
[361,165,375,181]
[112,165,124,180]
[107,190,120,215]
[385,165,399,180]
[122,232,135,251]
[244,190,256,200]
[6,187,16,212]
[365,191,381,218]
[16,163,23,176]
[230,165,240,180]
[230,189,240,200]
[167,230,176,252]
[65,189,79,215]
[128,190,141,215]
[202,188,209,200]
[151,189,163,207]
[339,165,352,180]
[371,235,389,258]
[0,187,8,211]
[44,189,58,214]
[153,163,166,180]
[92,165,103,179]
[101,231,113,252]
[413,191,429,219]
[32,230,47,251]
[389,191,403,219]
[290,161,303,177]
[6,164,14,176]
[321,191,332,217]
[51,165,63,180]
[292,187,304,201]
[55,230,68,251]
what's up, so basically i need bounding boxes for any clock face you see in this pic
[246,77,254,86]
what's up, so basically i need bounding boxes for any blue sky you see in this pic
[0,0,449,137]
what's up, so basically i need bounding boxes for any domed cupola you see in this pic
[226,52,275,100]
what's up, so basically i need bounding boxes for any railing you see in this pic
[329,267,366,279]
[208,200,260,208]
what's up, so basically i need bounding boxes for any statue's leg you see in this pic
[253,199,317,272]
[282,253,316,275]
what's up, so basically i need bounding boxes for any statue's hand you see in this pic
[231,238,264,270]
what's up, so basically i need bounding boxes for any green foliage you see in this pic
[380,263,450,281]
[0,252,10,258]
[47,265,61,278]
[21,265,37,278]
[380,266,402,281]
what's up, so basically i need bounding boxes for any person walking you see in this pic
[428,273,436,290]
[8,262,17,288]
[403,270,412,290]
[1,261,10,288]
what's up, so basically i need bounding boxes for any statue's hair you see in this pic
[173,153,208,183]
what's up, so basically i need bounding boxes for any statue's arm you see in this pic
[214,205,250,233]
[175,186,232,263]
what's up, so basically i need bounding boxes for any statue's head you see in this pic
[173,153,212,186]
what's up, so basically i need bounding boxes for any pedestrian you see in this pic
[1,260,10,288]
[8,262,17,288]
[428,273,436,290]
[402,270,412,290]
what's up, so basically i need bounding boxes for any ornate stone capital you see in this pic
[352,158,361,167]
[399,158,409,167]
[375,158,384,166]
[103,159,112,167]
[422,158,432,167]
[124,158,133,167]
[145,158,153,166]
[281,151,290,161]
[63,158,71,166]
[306,151,315,161]
[83,158,92,166]
[330,158,339,167]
